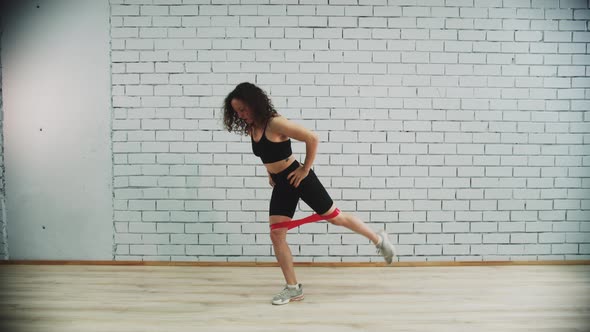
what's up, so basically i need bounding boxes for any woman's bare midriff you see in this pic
[265,155,297,174]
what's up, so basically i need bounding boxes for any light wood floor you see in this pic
[0,264,589,332]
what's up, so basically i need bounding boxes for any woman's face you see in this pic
[231,98,254,125]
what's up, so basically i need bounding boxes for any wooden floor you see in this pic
[0,264,589,332]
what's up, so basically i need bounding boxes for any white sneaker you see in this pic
[376,230,396,264]
[271,284,304,305]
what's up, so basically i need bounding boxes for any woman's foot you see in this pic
[375,230,396,264]
[271,284,304,305]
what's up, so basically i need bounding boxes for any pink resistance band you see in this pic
[270,208,341,230]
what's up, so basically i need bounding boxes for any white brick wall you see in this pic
[110,0,590,263]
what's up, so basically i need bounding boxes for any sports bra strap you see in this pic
[262,118,270,135]
[251,119,270,141]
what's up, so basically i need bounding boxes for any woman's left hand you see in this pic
[287,166,309,188]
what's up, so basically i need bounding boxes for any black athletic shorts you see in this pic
[269,160,334,218]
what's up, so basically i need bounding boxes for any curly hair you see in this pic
[223,82,278,135]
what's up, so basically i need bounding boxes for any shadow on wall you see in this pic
[0,0,43,261]
[0,3,7,260]
[0,0,49,263]
[0,0,113,260]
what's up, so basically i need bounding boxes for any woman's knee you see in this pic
[269,216,290,244]
[269,228,287,244]
[319,205,345,226]
[326,213,347,226]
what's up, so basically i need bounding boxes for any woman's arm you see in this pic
[270,116,319,171]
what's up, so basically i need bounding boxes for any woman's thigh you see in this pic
[269,182,300,219]
[298,170,334,216]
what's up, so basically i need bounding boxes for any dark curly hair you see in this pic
[223,82,278,135]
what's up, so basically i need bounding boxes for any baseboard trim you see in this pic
[1,260,589,267]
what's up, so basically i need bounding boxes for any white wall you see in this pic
[1,0,113,259]
[110,0,590,263]
[1,0,588,262]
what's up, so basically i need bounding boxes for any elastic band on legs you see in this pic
[270,208,341,230]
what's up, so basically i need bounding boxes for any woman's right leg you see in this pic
[268,191,304,305]
[268,165,300,286]
[269,215,297,285]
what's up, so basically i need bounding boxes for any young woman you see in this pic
[223,82,396,305]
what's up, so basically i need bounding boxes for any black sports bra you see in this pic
[251,118,292,164]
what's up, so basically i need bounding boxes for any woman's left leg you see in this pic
[298,169,380,244]
[321,206,396,264]
[320,205,380,245]
[298,168,396,263]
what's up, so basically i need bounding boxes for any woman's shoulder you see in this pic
[266,115,292,138]
[268,114,288,126]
